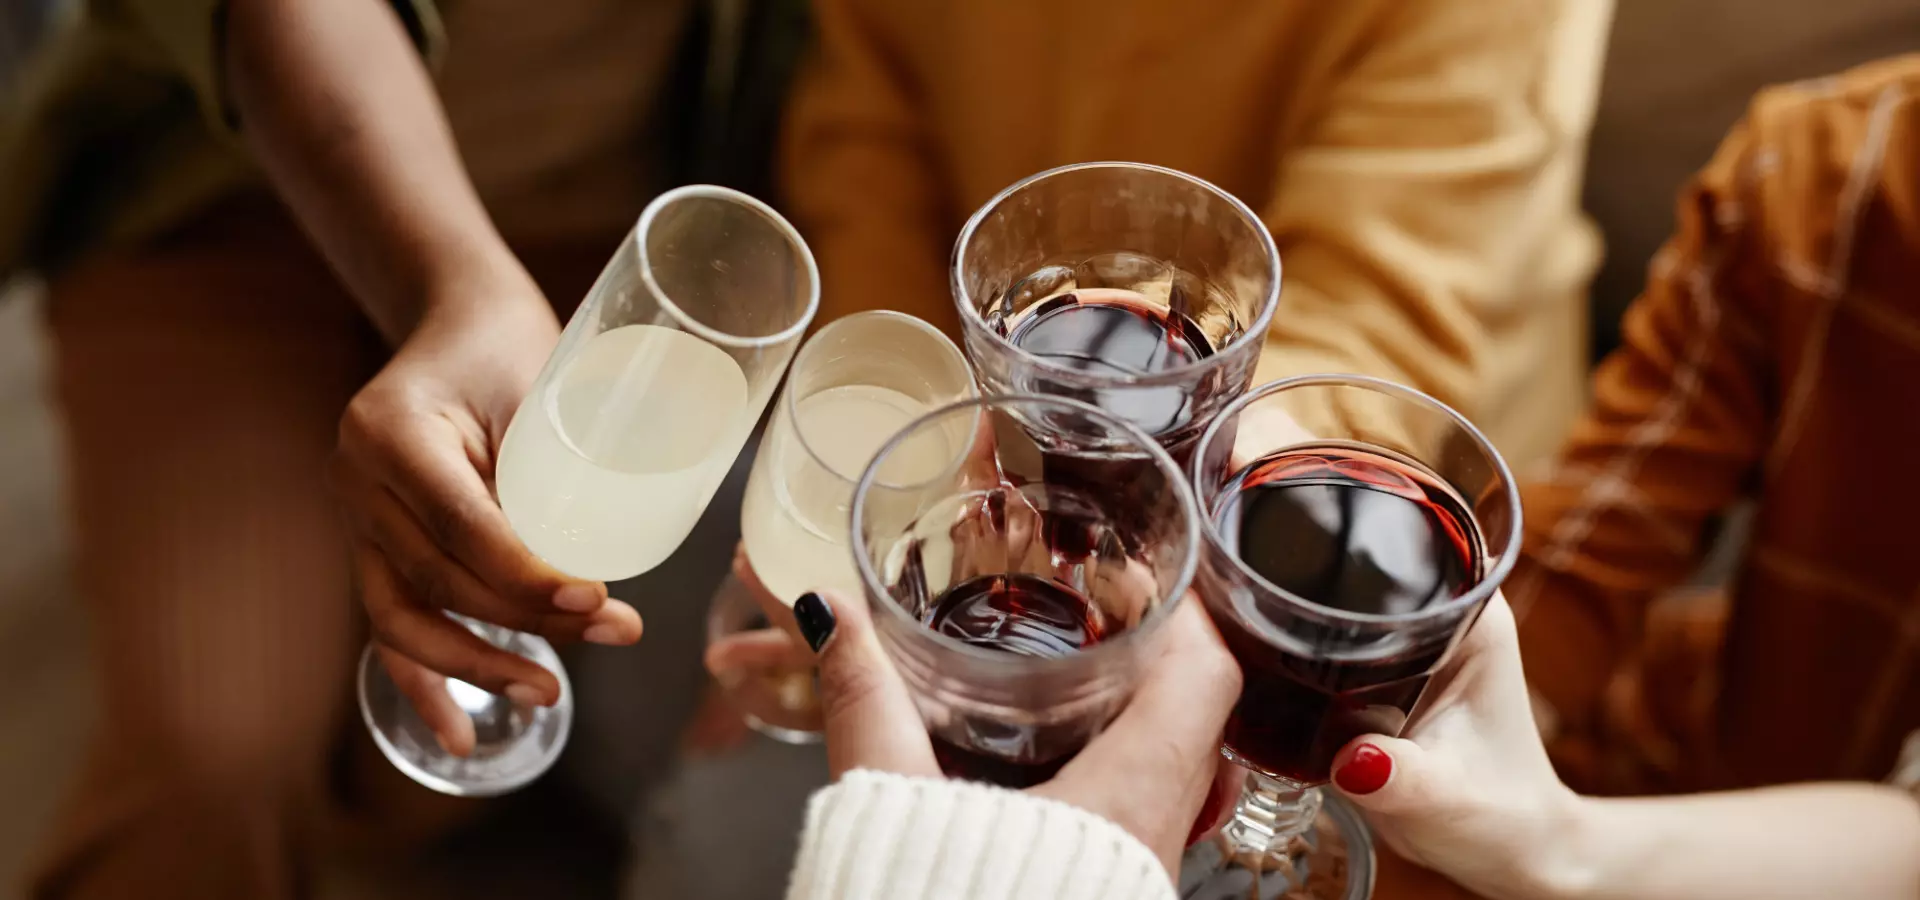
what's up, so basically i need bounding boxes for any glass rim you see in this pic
[780,310,978,488]
[948,160,1282,389]
[1189,373,1524,626]
[633,184,821,350]
[849,392,1203,668]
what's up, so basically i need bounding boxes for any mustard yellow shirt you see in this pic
[780,0,1611,469]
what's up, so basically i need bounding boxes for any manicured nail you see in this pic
[554,583,603,613]
[1333,743,1392,795]
[583,624,624,645]
[505,682,548,707]
[793,592,837,653]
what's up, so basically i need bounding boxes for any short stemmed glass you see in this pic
[848,394,1201,786]
[951,161,1280,473]
[1180,375,1523,899]
[358,185,819,796]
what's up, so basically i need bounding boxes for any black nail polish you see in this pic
[793,592,837,653]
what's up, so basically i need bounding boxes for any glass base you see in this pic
[707,573,824,745]
[1177,792,1375,900]
[742,713,824,745]
[356,631,572,797]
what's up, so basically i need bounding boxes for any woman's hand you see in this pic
[794,587,1242,875]
[1322,594,1582,899]
[330,300,643,756]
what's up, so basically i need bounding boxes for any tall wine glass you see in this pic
[849,394,1201,786]
[711,310,975,742]
[358,185,819,796]
[951,161,1280,472]
[1179,375,1523,899]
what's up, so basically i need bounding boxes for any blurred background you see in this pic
[1,0,1917,897]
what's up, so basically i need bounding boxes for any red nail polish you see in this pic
[1333,743,1391,795]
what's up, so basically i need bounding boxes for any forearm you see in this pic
[225,0,541,344]
[1533,784,1920,900]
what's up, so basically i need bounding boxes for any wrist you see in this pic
[1520,790,1608,900]
[416,249,552,328]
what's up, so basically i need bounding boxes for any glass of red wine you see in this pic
[849,394,1201,788]
[951,161,1280,476]
[1178,374,1523,900]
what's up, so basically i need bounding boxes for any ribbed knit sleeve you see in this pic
[786,769,1174,900]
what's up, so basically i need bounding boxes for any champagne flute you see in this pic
[710,310,975,742]
[358,185,819,796]
[1179,375,1523,899]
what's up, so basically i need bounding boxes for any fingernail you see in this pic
[505,682,548,707]
[583,624,624,645]
[554,583,603,613]
[792,592,837,653]
[1333,743,1392,795]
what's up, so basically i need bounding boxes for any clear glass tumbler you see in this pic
[1179,374,1523,899]
[849,394,1201,786]
[359,184,819,796]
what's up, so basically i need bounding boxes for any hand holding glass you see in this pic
[1179,374,1523,899]
[358,185,818,796]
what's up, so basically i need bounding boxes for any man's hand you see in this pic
[331,302,642,756]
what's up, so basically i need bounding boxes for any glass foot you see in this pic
[1178,793,1375,900]
[743,712,825,745]
[356,630,572,797]
[707,575,824,745]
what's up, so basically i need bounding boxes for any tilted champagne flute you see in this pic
[358,185,819,796]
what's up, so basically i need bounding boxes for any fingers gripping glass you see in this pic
[358,185,819,796]
[849,394,1202,787]
[1178,375,1523,900]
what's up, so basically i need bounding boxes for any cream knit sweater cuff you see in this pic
[785,769,1176,900]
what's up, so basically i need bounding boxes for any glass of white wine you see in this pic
[358,185,820,796]
[712,311,975,742]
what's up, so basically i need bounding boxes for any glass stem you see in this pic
[1221,771,1322,861]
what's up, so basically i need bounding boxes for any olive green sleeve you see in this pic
[114,0,445,134]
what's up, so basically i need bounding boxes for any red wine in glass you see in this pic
[1004,288,1218,465]
[999,287,1221,551]
[1208,444,1485,784]
[920,572,1111,787]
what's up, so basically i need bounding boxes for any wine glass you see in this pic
[1178,374,1523,899]
[950,161,1280,473]
[709,310,975,743]
[848,393,1201,786]
[358,185,819,796]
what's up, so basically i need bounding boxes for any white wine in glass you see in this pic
[359,185,819,796]
[738,311,975,604]
[716,311,974,743]
[497,322,753,581]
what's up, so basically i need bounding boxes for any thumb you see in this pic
[795,590,940,779]
[1327,734,1447,817]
